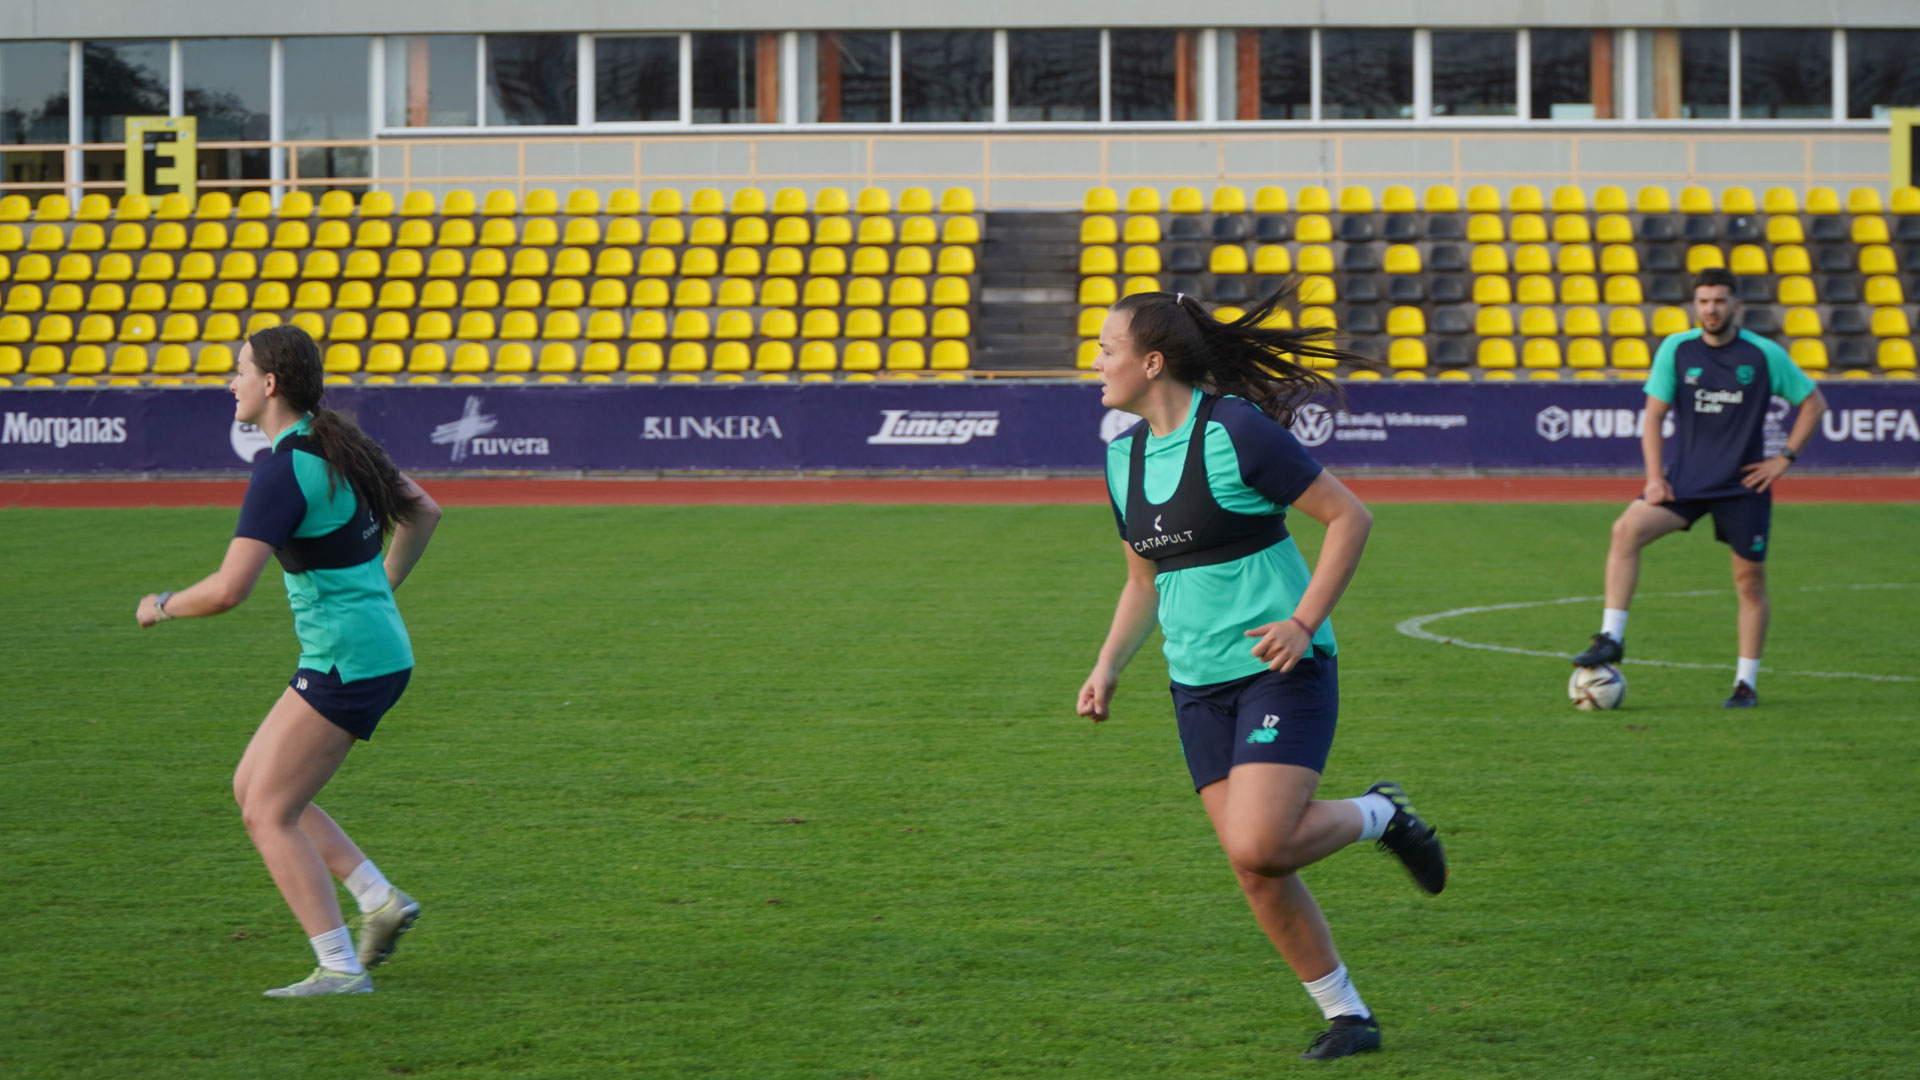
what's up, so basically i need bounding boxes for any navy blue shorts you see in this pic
[1654,494,1772,562]
[1169,653,1339,791]
[290,666,411,741]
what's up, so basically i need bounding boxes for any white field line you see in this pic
[1393,584,1919,683]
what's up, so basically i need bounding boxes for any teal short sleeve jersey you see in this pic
[1105,388,1336,686]
[1646,328,1816,499]
[233,416,414,682]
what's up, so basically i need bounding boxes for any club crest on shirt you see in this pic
[1684,366,1703,385]
[1736,365,1755,385]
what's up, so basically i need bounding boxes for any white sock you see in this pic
[1302,963,1370,1020]
[310,925,364,974]
[1736,657,1760,688]
[1601,609,1629,642]
[1347,794,1395,842]
[344,859,394,914]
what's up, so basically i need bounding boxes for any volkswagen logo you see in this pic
[1291,404,1335,447]
[1535,406,1572,442]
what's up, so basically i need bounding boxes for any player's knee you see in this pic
[239,796,299,834]
[1609,514,1643,549]
[1223,831,1303,878]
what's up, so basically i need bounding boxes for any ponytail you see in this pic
[246,325,423,535]
[1110,283,1377,426]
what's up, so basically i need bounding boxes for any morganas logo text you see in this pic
[429,396,550,462]
[1535,406,1672,442]
[2,413,127,448]
[868,410,1000,445]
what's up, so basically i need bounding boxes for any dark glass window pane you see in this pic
[487,34,577,125]
[1110,29,1197,122]
[596,36,679,123]
[285,37,369,139]
[1432,31,1514,116]
[813,31,888,123]
[181,38,270,142]
[1321,30,1412,119]
[1848,29,1920,119]
[1680,29,1729,119]
[1530,29,1594,119]
[2,150,66,184]
[385,35,477,127]
[1,42,70,143]
[1007,29,1097,122]
[1254,29,1309,120]
[82,40,170,143]
[691,32,772,124]
[900,31,991,123]
[1739,29,1830,119]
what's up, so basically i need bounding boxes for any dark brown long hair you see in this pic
[1110,284,1376,426]
[247,325,423,535]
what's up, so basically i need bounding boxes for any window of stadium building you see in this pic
[900,30,992,122]
[384,35,479,128]
[1430,30,1516,117]
[0,41,68,185]
[182,38,272,184]
[1847,29,1920,120]
[595,35,680,124]
[1108,29,1200,122]
[1226,29,1310,121]
[284,37,372,182]
[691,32,777,124]
[1007,29,1098,122]
[486,34,578,125]
[1738,29,1830,119]
[1319,29,1413,119]
[1679,29,1730,119]
[80,40,170,142]
[799,31,890,123]
[1529,29,1610,120]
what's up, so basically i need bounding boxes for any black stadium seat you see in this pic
[1639,216,1678,242]
[1384,215,1422,241]
[1426,215,1463,240]
[1211,216,1249,241]
[1388,276,1425,302]
[1255,216,1292,242]
[1427,274,1467,303]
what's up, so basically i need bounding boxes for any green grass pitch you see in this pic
[2,500,1916,1079]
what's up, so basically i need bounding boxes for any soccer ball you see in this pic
[1568,665,1626,711]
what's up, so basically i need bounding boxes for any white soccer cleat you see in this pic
[353,888,421,969]
[262,966,373,997]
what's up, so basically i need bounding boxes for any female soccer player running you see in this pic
[135,326,440,997]
[1076,291,1447,1061]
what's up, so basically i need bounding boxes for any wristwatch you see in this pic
[154,591,175,622]
[1781,446,1799,462]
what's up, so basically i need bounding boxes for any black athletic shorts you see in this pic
[1652,493,1772,562]
[1169,652,1339,791]
[290,665,412,741]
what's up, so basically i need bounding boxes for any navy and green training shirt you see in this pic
[233,416,414,682]
[1646,328,1816,501]
[1106,387,1334,686]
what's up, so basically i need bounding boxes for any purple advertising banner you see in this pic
[2,383,1916,474]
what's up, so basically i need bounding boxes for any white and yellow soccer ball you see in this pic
[1569,664,1626,710]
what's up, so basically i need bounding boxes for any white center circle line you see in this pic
[1393,584,1919,684]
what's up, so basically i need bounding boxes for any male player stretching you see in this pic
[1571,267,1827,707]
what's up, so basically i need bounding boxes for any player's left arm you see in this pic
[1741,342,1828,493]
[1245,470,1373,672]
[136,538,276,626]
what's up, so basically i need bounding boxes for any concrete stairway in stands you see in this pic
[974,211,1083,370]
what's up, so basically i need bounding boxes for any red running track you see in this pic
[4,475,1917,508]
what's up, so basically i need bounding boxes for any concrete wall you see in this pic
[360,130,1894,208]
[5,0,1918,38]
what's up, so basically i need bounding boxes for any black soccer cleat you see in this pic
[1722,682,1758,709]
[1367,781,1448,895]
[1301,1013,1382,1060]
[1572,632,1624,667]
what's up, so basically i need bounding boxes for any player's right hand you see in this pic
[1643,478,1673,504]
[1077,667,1117,722]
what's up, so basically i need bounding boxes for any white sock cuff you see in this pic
[1347,793,1394,842]
[310,925,363,975]
[1601,609,1629,641]
[1736,657,1761,687]
[1302,963,1370,1020]
[344,859,394,914]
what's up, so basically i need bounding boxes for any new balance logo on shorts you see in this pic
[1247,714,1280,744]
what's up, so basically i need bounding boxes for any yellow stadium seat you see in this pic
[1765,216,1804,245]
[1772,245,1810,275]
[1477,338,1516,368]
[207,281,248,311]
[0,316,24,344]
[765,217,811,246]
[1761,187,1797,215]
[730,218,769,246]
[538,308,581,340]
[1469,245,1509,274]
[882,309,924,339]
[1460,185,1498,213]
[1083,187,1120,214]
[1872,308,1912,337]
[710,310,751,341]
[1601,277,1642,305]
[176,251,214,281]
[839,341,881,372]
[1562,338,1604,369]
[1210,245,1249,275]
[1879,340,1917,370]
[1295,186,1331,213]
[1686,245,1725,273]
[312,220,353,249]
[1853,216,1890,245]
[1253,186,1289,213]
[1373,185,1414,214]
[801,310,840,339]
[1555,245,1594,275]
[932,309,970,338]
[1386,307,1426,337]
[94,253,132,282]
[930,341,968,370]
[1121,246,1162,275]
[1515,275,1554,305]
[1564,308,1602,338]
[1124,187,1162,214]
[356,343,402,374]
[1080,277,1118,306]
[472,218,514,247]
[845,187,888,215]
[64,224,105,253]
[681,248,719,277]
[1295,246,1332,275]
[1677,186,1714,214]
[519,218,558,247]
[1728,245,1768,276]
[587,248,632,277]
[1597,245,1638,276]
[1476,307,1515,337]
[46,283,82,312]
[26,225,61,252]
[1473,276,1512,305]
[51,253,90,282]
[1237,245,1284,275]
[579,309,621,340]
[1566,277,1604,306]
[1781,308,1823,338]
[888,278,927,307]
[1520,307,1559,337]
[1507,185,1543,212]
[1774,276,1816,306]
[1296,275,1336,305]
[107,223,145,252]
[707,342,751,373]
[24,344,65,373]
[799,277,840,307]
[722,248,762,277]
[76,312,117,342]
[1122,276,1159,296]
[672,279,712,309]
[0,195,31,223]
[1117,216,1159,244]
[311,191,353,218]
[1509,245,1548,275]
[1522,339,1562,368]
[933,187,974,215]
[713,277,755,307]
[1295,214,1333,243]
[1077,308,1105,337]
[1652,307,1690,336]
[846,309,883,339]
[150,222,187,251]
[1169,186,1205,213]
[317,342,358,373]
[1510,214,1547,243]
[1864,275,1903,306]
[1719,186,1756,214]
[1552,215,1591,244]
[1848,186,1890,215]
[1778,339,1826,373]
[760,279,798,307]
[127,281,169,310]
[225,220,271,250]
[942,217,980,245]
[882,341,925,371]
[446,343,488,373]
[169,282,208,312]
[492,310,535,340]
[1550,185,1587,213]
[1382,339,1426,370]
[449,309,494,340]
[86,283,126,312]
[1335,186,1372,214]
[34,314,73,343]
[1860,245,1897,275]
[329,311,368,342]
[663,342,705,372]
